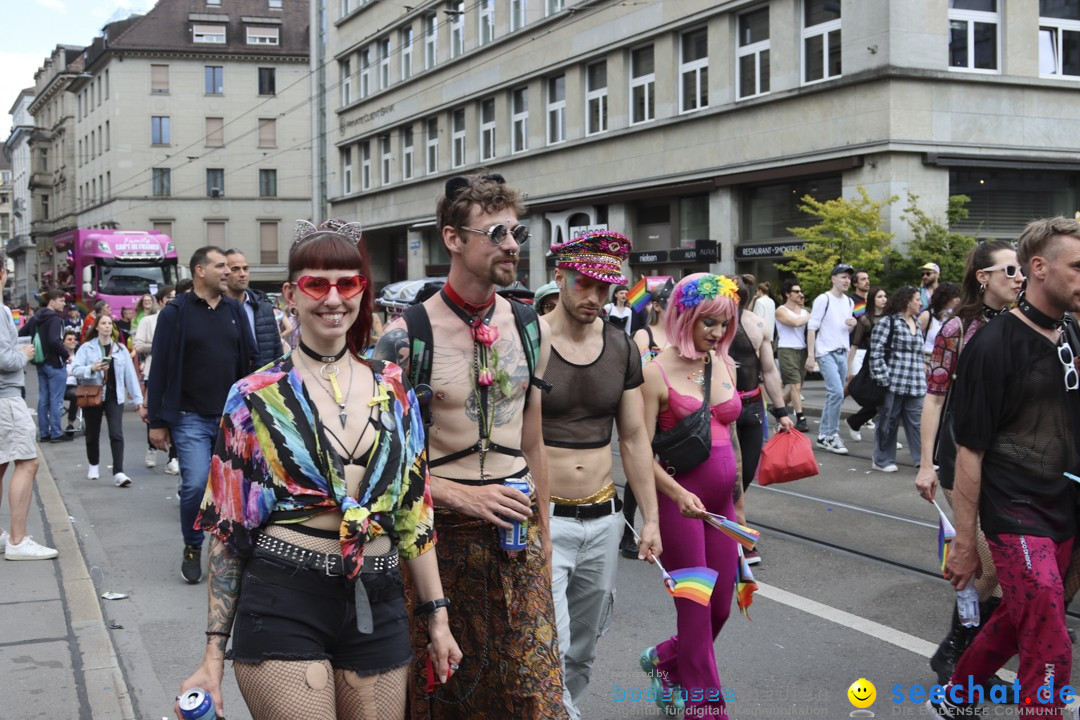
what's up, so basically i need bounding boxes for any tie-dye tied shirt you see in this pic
[197,355,435,580]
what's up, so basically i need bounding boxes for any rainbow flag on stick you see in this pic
[662,566,719,607]
[735,546,758,620]
[628,277,651,313]
[932,499,956,575]
[704,513,761,551]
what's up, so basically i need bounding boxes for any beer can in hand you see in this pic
[178,688,217,720]
[499,478,530,552]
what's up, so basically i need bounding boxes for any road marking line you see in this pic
[757,485,937,529]
[756,582,1018,683]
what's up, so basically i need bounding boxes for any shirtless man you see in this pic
[374,172,567,720]
[542,232,662,720]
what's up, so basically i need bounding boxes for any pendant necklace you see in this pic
[687,354,712,385]
[299,342,353,427]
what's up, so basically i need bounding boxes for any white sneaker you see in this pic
[87,465,99,480]
[114,472,132,488]
[0,530,7,554]
[848,426,862,442]
[897,442,904,450]
[864,419,876,430]
[165,458,180,475]
[872,463,899,473]
[145,449,157,468]
[5,535,58,560]
[816,433,849,455]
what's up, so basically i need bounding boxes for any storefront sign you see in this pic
[669,249,701,263]
[569,224,607,238]
[630,250,668,264]
[735,242,808,260]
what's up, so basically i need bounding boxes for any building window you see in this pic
[451,107,466,168]
[105,69,109,99]
[258,67,276,95]
[360,48,372,98]
[193,23,226,43]
[341,59,352,105]
[546,75,566,145]
[546,0,564,16]
[426,118,439,174]
[630,45,655,125]
[1040,1,1080,77]
[259,169,277,197]
[258,118,276,148]
[585,60,607,136]
[402,126,415,180]
[207,221,226,245]
[151,64,169,93]
[737,7,770,99]
[152,221,173,237]
[511,0,527,30]
[247,26,280,45]
[511,87,528,153]
[341,0,352,17]
[206,117,224,147]
[207,169,225,197]
[152,168,171,197]
[949,0,999,72]
[205,65,224,94]
[269,0,283,7]
[424,14,438,69]
[450,1,465,58]
[260,222,279,265]
[402,27,414,80]
[745,175,842,240]
[378,37,391,89]
[679,28,708,113]
[151,116,170,145]
[42,194,49,219]
[105,121,110,150]
[380,134,392,185]
[208,0,221,4]
[342,147,353,194]
[803,0,841,84]
[480,97,496,160]
[361,141,372,190]
[479,0,495,44]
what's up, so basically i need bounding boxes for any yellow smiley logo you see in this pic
[847,678,876,709]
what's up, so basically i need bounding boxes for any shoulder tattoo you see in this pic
[372,327,411,372]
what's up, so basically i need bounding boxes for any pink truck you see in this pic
[52,229,183,311]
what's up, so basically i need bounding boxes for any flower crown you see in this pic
[671,274,739,312]
[292,219,363,248]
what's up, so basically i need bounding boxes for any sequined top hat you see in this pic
[550,231,631,285]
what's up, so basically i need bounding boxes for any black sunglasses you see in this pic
[460,223,530,245]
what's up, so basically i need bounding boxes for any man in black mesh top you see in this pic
[932,217,1080,720]
[541,231,661,720]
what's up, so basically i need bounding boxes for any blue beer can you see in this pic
[499,478,530,552]
[178,688,216,720]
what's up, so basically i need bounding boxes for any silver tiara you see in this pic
[292,219,363,248]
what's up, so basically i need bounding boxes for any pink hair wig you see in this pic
[664,273,739,362]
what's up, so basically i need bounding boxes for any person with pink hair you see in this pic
[638,273,742,717]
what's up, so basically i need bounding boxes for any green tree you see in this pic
[889,193,976,289]
[778,186,898,299]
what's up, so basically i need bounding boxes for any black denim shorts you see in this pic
[230,556,412,675]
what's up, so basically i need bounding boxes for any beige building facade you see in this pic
[321,0,1080,290]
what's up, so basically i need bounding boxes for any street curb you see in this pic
[35,446,136,720]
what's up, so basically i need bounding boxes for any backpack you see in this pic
[31,331,44,365]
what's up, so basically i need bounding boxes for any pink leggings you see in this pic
[951,533,1074,718]
[654,444,738,718]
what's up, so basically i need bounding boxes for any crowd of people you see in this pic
[2,173,1079,720]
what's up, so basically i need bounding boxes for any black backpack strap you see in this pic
[402,303,434,427]
[510,300,552,405]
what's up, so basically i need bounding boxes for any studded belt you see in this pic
[252,531,399,577]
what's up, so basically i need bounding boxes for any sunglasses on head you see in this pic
[459,223,530,245]
[295,274,368,300]
[982,263,1022,279]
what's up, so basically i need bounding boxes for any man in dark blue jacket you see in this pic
[147,246,255,583]
[224,249,283,365]
[20,289,71,442]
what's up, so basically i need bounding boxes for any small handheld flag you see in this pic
[932,499,956,574]
[628,277,651,313]
[665,567,718,607]
[704,513,761,550]
[735,546,758,620]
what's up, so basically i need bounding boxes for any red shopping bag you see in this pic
[757,430,819,486]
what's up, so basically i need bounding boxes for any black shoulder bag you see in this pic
[932,319,964,487]
[652,355,712,474]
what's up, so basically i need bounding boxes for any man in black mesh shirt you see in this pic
[541,231,661,720]
[931,218,1080,720]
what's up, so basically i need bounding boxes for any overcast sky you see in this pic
[1,0,157,139]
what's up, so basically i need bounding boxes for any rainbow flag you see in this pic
[705,513,761,550]
[933,500,955,574]
[628,277,651,313]
[852,298,867,318]
[736,546,758,620]
[663,567,718,607]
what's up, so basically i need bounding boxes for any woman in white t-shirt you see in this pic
[752,282,776,342]
[603,284,633,335]
[918,282,961,366]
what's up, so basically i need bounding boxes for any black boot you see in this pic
[929,605,977,685]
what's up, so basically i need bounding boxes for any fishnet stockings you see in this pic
[334,665,408,719]
[943,489,1002,600]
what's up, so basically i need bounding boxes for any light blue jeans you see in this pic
[170,412,221,548]
[36,364,67,440]
[816,348,848,438]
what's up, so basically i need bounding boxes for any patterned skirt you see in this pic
[408,505,568,720]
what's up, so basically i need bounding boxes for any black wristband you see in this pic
[205,630,230,638]
[413,597,451,617]
[769,407,789,420]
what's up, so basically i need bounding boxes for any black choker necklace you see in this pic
[982,304,1007,320]
[1017,295,1063,330]
[298,341,348,364]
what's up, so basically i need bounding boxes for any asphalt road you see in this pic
[36,402,1080,720]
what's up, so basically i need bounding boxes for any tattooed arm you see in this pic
[175,536,242,719]
[372,320,412,376]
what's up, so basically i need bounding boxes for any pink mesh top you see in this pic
[654,363,741,443]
